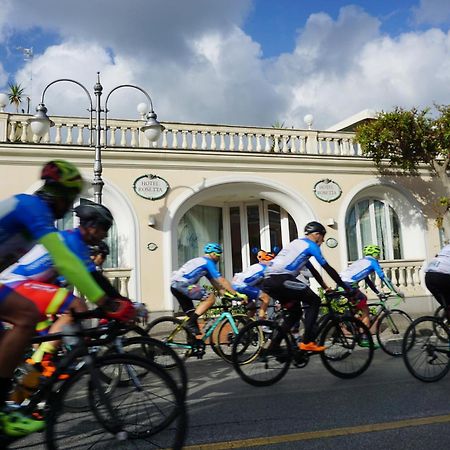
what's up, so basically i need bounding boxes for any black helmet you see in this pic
[304,221,326,236]
[89,241,110,258]
[74,199,113,231]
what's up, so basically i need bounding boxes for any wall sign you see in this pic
[133,174,169,200]
[147,242,158,251]
[326,237,338,248]
[313,179,342,203]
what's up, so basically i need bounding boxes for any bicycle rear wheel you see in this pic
[232,320,292,386]
[146,316,192,363]
[214,314,254,363]
[402,316,450,382]
[376,309,412,356]
[433,306,450,340]
[46,354,186,449]
[319,316,374,379]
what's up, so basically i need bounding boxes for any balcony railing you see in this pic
[0,112,363,157]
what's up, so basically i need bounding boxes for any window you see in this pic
[346,199,402,260]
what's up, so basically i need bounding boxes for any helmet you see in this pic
[257,250,275,262]
[74,199,114,231]
[304,221,326,236]
[90,241,110,258]
[203,242,223,255]
[363,244,381,257]
[41,160,84,194]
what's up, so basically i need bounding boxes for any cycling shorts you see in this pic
[170,281,209,301]
[7,281,76,320]
[0,282,14,304]
[344,283,367,309]
[232,284,259,302]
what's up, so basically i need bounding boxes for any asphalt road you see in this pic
[7,347,450,449]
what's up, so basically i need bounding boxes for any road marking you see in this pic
[182,413,450,449]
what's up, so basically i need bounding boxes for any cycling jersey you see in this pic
[0,193,104,303]
[0,228,96,284]
[425,244,450,275]
[232,263,266,286]
[340,256,386,283]
[264,238,327,277]
[171,256,221,285]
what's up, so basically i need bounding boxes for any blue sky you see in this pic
[0,0,449,128]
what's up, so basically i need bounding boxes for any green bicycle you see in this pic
[146,295,262,364]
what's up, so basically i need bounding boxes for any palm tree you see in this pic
[8,83,24,113]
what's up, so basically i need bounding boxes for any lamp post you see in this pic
[28,72,164,204]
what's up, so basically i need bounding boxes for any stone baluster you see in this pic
[201,131,208,150]
[318,137,324,155]
[238,133,244,151]
[109,127,116,146]
[290,135,297,153]
[264,134,271,152]
[66,124,73,145]
[191,131,197,149]
[412,266,421,286]
[77,125,84,145]
[55,124,62,144]
[211,131,217,150]
[398,266,406,287]
[130,128,137,147]
[8,121,16,142]
[299,136,306,154]
[355,142,363,156]
[326,138,333,155]
[161,129,168,148]
[20,121,28,142]
[119,277,129,297]
[120,128,127,146]
[171,130,178,148]
[229,132,235,151]
[247,133,253,152]
[406,266,414,289]
[273,135,280,153]
[100,128,106,146]
[182,131,188,149]
[281,135,288,153]
[255,134,262,152]
[219,132,226,150]
[42,131,50,144]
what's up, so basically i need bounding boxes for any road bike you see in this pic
[3,309,187,450]
[146,295,262,364]
[231,290,374,386]
[402,314,450,382]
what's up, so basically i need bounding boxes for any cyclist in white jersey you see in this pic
[232,250,275,319]
[170,242,244,335]
[262,221,352,352]
[424,244,450,320]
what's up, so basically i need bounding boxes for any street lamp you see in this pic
[28,72,164,204]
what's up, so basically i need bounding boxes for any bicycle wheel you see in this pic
[213,314,253,363]
[113,336,188,399]
[232,320,292,386]
[376,309,412,356]
[433,305,450,340]
[46,354,186,450]
[319,316,374,379]
[402,316,450,382]
[146,316,192,362]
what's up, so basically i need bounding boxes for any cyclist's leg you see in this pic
[258,291,271,319]
[296,287,320,344]
[352,290,370,329]
[425,272,450,321]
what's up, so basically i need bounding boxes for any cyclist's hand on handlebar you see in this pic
[101,298,136,323]
[223,291,236,299]
[235,292,248,303]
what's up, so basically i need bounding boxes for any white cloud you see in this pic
[2,1,450,129]
[413,0,450,25]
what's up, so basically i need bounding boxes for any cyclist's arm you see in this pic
[364,276,380,295]
[211,276,238,295]
[322,263,348,290]
[39,232,106,304]
[91,270,123,298]
[306,262,330,290]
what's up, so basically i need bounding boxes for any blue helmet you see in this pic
[204,242,223,255]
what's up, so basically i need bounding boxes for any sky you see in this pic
[0,0,449,129]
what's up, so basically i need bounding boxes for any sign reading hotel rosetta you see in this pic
[313,179,342,203]
[133,174,170,200]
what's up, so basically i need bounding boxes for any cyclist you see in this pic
[0,160,134,438]
[232,250,275,319]
[170,242,245,336]
[90,240,110,268]
[339,244,403,331]
[0,199,123,372]
[424,243,450,320]
[262,221,352,352]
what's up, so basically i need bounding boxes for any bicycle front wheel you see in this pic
[146,316,192,362]
[319,316,374,379]
[402,316,450,382]
[232,320,292,386]
[376,309,412,356]
[46,354,186,450]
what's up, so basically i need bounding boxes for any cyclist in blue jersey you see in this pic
[340,244,403,336]
[0,200,123,373]
[232,250,275,319]
[170,242,245,336]
[262,221,351,352]
[0,161,134,438]
[424,244,450,320]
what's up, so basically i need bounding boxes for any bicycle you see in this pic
[146,295,263,364]
[402,314,450,382]
[342,291,412,356]
[3,308,187,450]
[231,290,374,386]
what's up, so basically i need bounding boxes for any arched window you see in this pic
[346,199,402,261]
